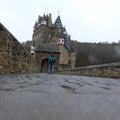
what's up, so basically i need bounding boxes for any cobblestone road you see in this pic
[0,73,120,120]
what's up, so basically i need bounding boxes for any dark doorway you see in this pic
[41,58,49,73]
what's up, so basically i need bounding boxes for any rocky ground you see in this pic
[0,73,120,120]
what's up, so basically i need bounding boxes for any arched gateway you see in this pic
[41,58,49,73]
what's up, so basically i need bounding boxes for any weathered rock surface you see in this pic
[0,23,37,73]
[0,73,120,120]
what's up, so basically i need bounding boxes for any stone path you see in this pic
[0,73,120,120]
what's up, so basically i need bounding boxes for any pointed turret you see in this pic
[38,15,42,25]
[33,21,38,30]
[43,14,46,19]
[54,16,63,29]
[41,14,47,25]
[65,35,73,52]
[58,29,67,45]
[58,29,67,39]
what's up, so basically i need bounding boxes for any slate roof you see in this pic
[65,36,74,52]
[54,16,63,29]
[58,31,67,39]
[35,43,60,53]
[38,16,42,24]
[34,14,49,28]
[0,23,8,32]
[33,21,38,28]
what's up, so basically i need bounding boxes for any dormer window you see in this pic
[58,38,64,45]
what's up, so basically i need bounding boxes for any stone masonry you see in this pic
[0,23,37,73]
[1,22,120,77]
[57,62,120,78]
[32,13,76,71]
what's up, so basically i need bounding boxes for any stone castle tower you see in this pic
[32,13,76,72]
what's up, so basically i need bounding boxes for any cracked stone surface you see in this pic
[0,73,120,120]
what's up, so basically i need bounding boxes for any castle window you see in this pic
[58,38,65,45]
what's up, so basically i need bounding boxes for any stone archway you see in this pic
[41,58,49,73]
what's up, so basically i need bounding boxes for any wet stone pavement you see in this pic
[0,73,120,120]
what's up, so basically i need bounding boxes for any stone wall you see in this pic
[35,52,60,72]
[59,45,69,64]
[56,62,120,78]
[70,52,76,68]
[33,25,52,47]
[0,23,37,73]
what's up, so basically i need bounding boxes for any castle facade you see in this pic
[32,13,76,72]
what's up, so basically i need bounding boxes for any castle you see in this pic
[31,13,76,72]
[0,13,76,73]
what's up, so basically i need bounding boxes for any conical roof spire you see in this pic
[38,15,42,24]
[33,21,38,29]
[54,15,63,29]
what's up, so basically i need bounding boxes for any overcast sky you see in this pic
[0,0,120,43]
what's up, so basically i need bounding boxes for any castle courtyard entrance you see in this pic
[41,58,49,73]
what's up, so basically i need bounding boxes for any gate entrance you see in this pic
[41,58,48,73]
